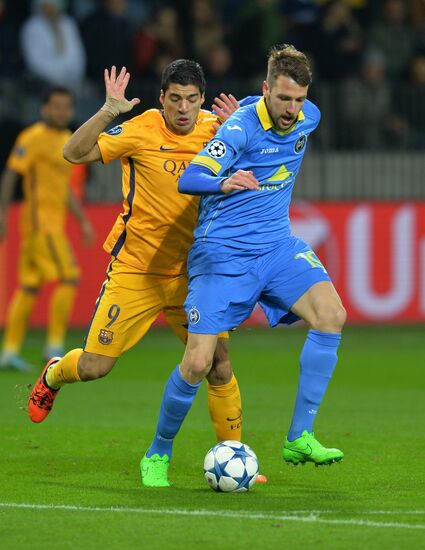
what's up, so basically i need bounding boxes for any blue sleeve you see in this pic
[211,95,260,117]
[238,95,261,107]
[178,164,226,196]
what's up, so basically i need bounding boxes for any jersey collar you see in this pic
[256,96,305,135]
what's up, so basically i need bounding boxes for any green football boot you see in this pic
[140,453,170,487]
[283,430,344,466]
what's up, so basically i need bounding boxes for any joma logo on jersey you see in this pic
[163,159,188,176]
[98,329,114,345]
[260,147,279,154]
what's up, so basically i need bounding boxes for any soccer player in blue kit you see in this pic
[142,44,346,486]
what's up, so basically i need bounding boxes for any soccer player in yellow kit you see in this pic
[28,62,244,487]
[0,87,94,371]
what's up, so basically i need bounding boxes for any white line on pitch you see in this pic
[0,503,424,530]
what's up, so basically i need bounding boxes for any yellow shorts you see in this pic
[19,232,80,288]
[84,258,228,357]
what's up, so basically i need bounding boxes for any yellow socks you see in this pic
[45,348,82,390]
[208,374,242,442]
[47,283,77,351]
[3,289,37,354]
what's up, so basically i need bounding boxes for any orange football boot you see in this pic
[28,357,61,423]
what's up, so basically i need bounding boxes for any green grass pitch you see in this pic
[1,325,424,549]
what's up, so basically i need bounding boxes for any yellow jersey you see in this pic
[7,122,72,236]
[98,109,217,275]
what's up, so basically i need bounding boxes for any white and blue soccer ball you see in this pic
[203,440,259,492]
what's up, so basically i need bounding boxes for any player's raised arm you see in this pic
[63,66,140,164]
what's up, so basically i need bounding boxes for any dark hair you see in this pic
[267,44,312,88]
[161,59,206,95]
[41,86,73,104]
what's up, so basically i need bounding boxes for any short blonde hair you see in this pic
[267,44,312,88]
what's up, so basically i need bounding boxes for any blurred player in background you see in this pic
[143,44,347,486]
[0,87,94,371]
[28,61,247,487]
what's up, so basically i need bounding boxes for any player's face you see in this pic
[263,75,308,131]
[42,93,74,129]
[160,84,205,135]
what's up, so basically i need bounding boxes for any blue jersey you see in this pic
[179,96,320,251]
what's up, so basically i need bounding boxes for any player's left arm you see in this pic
[179,165,259,195]
[67,190,95,246]
[180,111,258,195]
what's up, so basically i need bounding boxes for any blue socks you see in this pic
[146,366,201,458]
[287,330,341,441]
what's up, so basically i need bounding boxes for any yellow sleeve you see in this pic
[6,131,37,176]
[97,118,142,164]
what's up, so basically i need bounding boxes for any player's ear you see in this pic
[159,90,165,107]
[200,93,205,106]
[263,80,269,96]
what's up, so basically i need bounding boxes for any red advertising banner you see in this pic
[1,202,424,327]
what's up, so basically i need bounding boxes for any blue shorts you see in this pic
[185,236,331,334]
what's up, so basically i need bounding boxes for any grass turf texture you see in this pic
[1,325,424,549]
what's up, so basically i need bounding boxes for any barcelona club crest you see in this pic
[294,133,307,154]
[98,329,114,345]
[188,306,201,324]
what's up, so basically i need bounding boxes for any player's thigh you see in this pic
[18,236,42,288]
[26,233,80,285]
[47,233,80,282]
[164,275,232,345]
[291,280,346,331]
[260,237,332,326]
[163,274,189,344]
[84,263,163,357]
[185,272,261,334]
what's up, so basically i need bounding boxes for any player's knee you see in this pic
[77,352,116,381]
[313,302,347,333]
[181,353,213,383]
[316,304,347,332]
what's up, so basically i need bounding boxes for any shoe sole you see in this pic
[283,453,344,466]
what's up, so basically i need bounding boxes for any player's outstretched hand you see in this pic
[220,170,260,194]
[212,93,240,129]
[101,66,140,117]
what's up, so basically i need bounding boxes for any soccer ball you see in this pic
[203,440,259,492]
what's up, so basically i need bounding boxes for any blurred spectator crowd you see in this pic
[1,0,425,152]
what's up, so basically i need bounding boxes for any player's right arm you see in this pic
[63,66,140,164]
[0,168,20,240]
